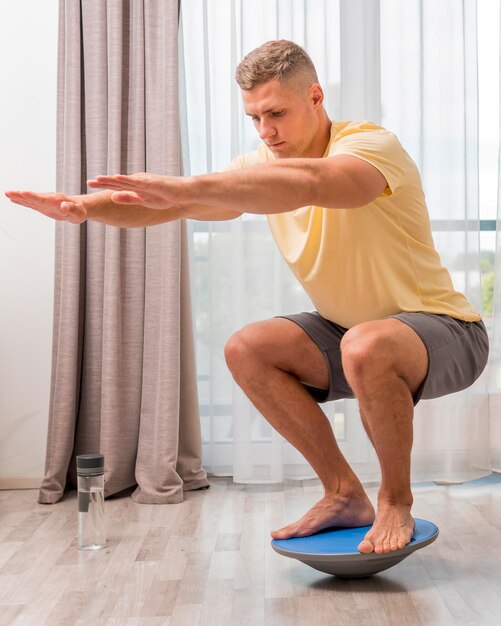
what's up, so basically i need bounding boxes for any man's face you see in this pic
[242,78,322,158]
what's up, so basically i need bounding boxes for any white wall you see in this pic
[0,1,58,486]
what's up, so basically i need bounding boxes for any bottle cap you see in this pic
[76,453,104,476]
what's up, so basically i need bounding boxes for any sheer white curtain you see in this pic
[179,0,497,484]
[488,0,501,471]
[380,0,494,483]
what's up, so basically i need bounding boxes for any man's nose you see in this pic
[259,120,277,141]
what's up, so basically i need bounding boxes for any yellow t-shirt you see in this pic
[227,120,481,328]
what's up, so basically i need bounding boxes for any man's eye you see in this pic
[272,111,284,117]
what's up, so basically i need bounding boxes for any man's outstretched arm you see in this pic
[5,189,242,227]
[88,154,388,217]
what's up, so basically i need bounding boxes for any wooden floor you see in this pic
[1,475,501,626]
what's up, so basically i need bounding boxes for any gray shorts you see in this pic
[278,311,489,405]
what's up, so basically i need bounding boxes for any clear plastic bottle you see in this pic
[76,453,106,550]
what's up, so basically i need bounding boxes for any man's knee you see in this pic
[340,319,428,394]
[340,324,394,383]
[224,323,264,374]
[225,318,330,390]
[224,329,246,374]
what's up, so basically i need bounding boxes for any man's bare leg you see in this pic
[224,318,375,537]
[340,318,428,554]
[225,317,428,553]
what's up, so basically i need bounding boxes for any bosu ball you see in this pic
[271,518,439,578]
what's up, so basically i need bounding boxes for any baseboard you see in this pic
[0,478,41,490]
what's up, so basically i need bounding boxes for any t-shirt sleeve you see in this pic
[330,129,407,195]
[224,154,248,172]
[224,149,263,172]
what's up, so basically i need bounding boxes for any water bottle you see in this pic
[76,453,106,550]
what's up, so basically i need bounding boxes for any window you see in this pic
[180,0,495,475]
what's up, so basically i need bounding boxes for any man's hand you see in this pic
[5,191,87,224]
[5,185,241,226]
[87,173,185,210]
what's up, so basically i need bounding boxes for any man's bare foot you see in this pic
[358,501,415,554]
[271,491,375,539]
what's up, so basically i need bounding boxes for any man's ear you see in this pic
[310,83,324,109]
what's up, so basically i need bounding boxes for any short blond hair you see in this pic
[235,40,319,90]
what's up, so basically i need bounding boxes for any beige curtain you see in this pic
[38,0,208,505]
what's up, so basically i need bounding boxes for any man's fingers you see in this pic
[5,191,34,206]
[87,178,124,190]
[88,175,143,190]
[14,191,59,207]
[17,191,41,199]
[6,195,46,211]
[5,195,34,209]
[17,191,53,201]
[5,190,86,222]
[87,180,132,191]
[6,192,52,212]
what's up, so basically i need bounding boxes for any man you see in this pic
[6,40,488,555]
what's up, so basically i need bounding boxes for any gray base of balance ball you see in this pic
[271,518,439,578]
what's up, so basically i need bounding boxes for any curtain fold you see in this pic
[38,0,208,505]
[180,0,496,484]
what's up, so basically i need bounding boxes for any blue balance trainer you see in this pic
[271,518,439,578]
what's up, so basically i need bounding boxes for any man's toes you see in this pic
[271,523,302,539]
[358,538,375,554]
[271,527,290,539]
